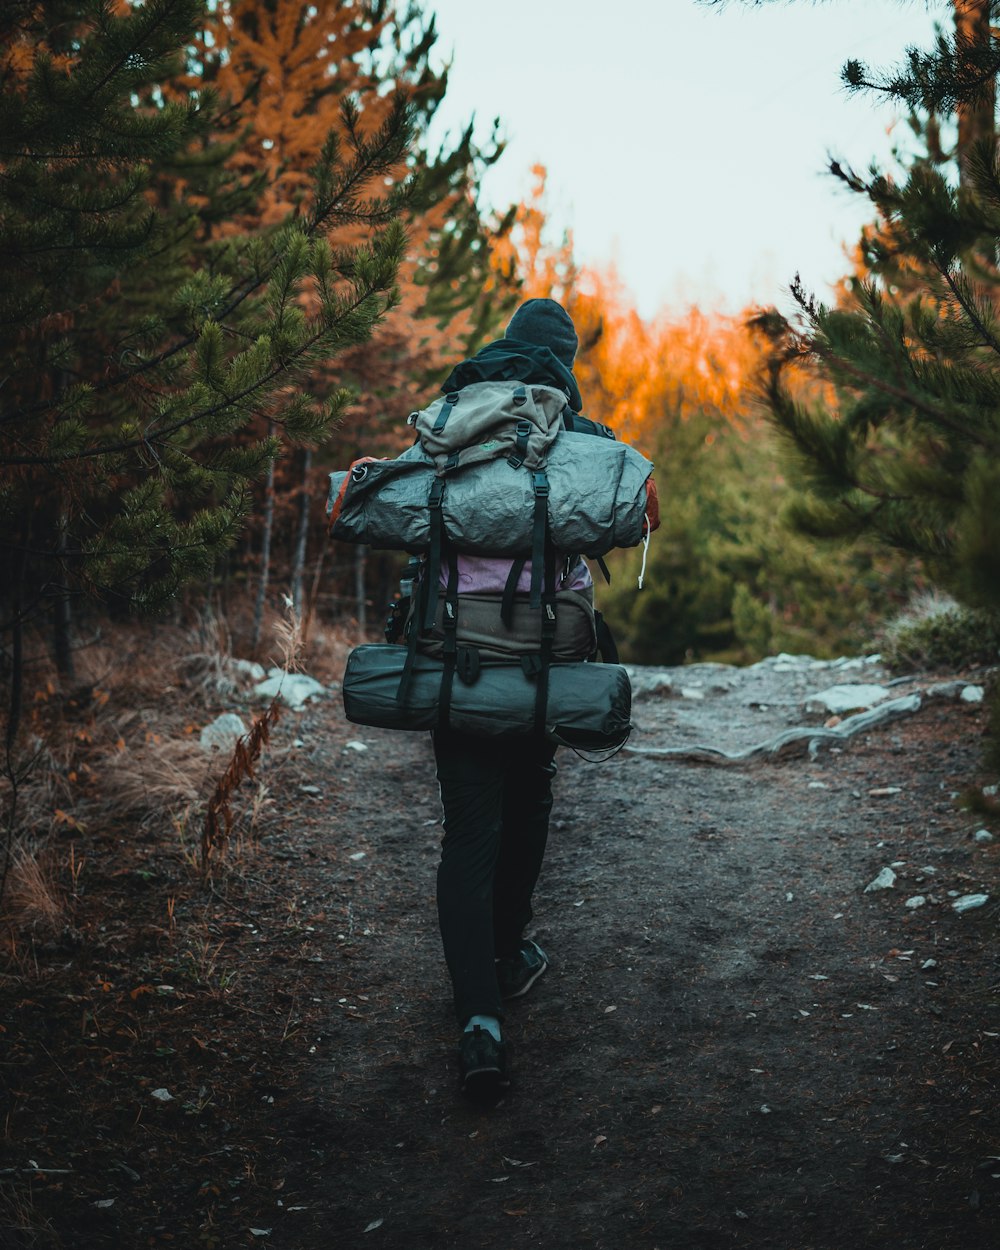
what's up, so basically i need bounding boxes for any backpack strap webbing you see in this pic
[594,610,620,664]
[533,543,558,736]
[596,556,612,585]
[437,549,460,729]
[396,556,429,706]
[422,476,445,630]
[432,391,460,433]
[528,470,550,609]
[501,557,527,627]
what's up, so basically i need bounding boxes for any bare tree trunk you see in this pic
[303,529,327,644]
[52,502,75,681]
[354,544,367,640]
[290,448,312,616]
[955,0,996,185]
[252,424,276,653]
[5,572,24,758]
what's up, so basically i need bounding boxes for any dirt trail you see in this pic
[3,657,998,1250]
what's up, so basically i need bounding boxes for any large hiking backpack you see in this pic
[328,379,657,748]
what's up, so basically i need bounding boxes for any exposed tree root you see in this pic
[623,694,923,765]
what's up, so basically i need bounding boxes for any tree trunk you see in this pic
[955,0,996,185]
[290,448,312,616]
[52,502,75,682]
[251,425,276,653]
[303,521,327,645]
[354,544,367,640]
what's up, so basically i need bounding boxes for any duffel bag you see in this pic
[327,433,655,557]
[342,644,631,750]
[414,588,597,665]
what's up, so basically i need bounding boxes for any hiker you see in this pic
[431,298,593,1096]
[330,296,656,1097]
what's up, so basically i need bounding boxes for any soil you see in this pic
[2,655,998,1250]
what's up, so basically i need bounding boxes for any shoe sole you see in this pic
[501,958,548,1000]
[462,1065,511,1099]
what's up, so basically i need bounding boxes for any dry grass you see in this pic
[1,596,359,920]
[101,735,211,817]
[2,840,65,934]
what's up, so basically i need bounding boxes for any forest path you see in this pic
[261,655,997,1250]
[4,657,998,1250]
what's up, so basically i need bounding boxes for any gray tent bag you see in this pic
[327,381,654,557]
[342,645,632,750]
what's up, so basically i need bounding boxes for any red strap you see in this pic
[643,476,660,535]
[328,456,379,532]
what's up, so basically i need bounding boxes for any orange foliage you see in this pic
[490,164,577,303]
[177,2,499,443]
[498,167,776,452]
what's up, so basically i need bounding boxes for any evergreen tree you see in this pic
[175,1,515,630]
[752,0,1000,619]
[0,0,412,739]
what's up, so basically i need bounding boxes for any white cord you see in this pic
[638,514,651,590]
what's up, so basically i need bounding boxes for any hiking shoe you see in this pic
[495,939,549,1000]
[459,1025,510,1099]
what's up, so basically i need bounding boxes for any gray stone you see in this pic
[228,657,266,682]
[925,681,966,700]
[952,893,990,913]
[254,668,326,708]
[864,867,897,893]
[973,829,995,844]
[961,685,985,704]
[199,712,247,754]
[806,684,891,715]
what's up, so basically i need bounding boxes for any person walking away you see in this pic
[430,298,594,1098]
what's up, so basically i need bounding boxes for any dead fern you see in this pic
[202,700,281,872]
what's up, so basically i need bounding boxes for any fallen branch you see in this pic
[624,694,922,765]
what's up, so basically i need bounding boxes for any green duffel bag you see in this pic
[342,644,631,751]
[414,587,597,665]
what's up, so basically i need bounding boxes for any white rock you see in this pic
[150,1088,173,1102]
[973,829,995,844]
[254,670,326,708]
[961,685,984,703]
[926,681,966,700]
[952,893,990,913]
[806,684,891,715]
[904,895,926,909]
[680,687,705,700]
[921,959,937,970]
[344,740,368,752]
[199,713,247,754]
[864,867,897,893]
[228,657,266,682]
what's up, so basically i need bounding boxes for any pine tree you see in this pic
[177,1,514,629]
[0,0,412,739]
[755,0,1000,618]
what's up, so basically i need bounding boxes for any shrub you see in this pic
[879,593,1000,673]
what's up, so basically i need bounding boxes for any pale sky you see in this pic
[424,0,946,319]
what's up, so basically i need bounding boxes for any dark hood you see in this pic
[440,338,583,412]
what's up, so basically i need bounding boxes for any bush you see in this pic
[879,593,1000,673]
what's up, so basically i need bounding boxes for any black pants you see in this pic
[432,727,557,1026]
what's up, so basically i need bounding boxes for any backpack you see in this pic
[328,379,657,743]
